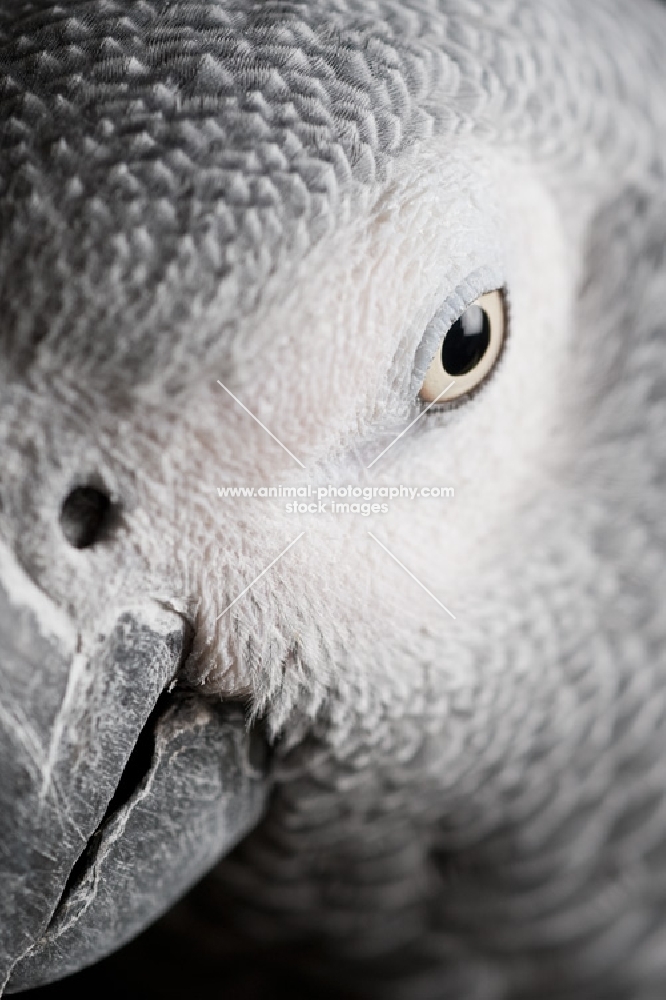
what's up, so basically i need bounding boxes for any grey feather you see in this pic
[1,2,665,998]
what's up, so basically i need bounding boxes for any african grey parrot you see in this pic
[1,0,665,997]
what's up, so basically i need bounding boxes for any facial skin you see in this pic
[7,141,568,710]
[3,136,575,704]
[153,138,575,707]
[1,1,666,996]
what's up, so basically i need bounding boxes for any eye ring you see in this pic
[419,289,507,406]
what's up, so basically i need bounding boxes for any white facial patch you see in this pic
[137,137,579,716]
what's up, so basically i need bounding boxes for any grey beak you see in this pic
[0,550,269,994]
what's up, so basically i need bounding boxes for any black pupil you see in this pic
[441,304,491,376]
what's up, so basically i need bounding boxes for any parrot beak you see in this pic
[0,545,269,994]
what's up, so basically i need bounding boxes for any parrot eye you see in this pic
[419,289,507,405]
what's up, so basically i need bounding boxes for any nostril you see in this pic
[60,484,118,549]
